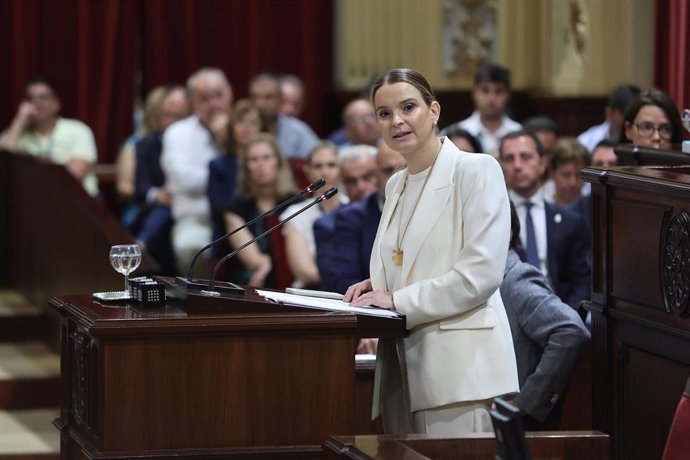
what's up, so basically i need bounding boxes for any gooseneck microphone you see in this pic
[203,187,338,295]
[185,178,326,282]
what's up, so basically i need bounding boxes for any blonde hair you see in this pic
[237,133,297,198]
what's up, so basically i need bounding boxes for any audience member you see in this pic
[620,88,684,150]
[577,84,640,152]
[502,201,590,429]
[133,85,191,275]
[523,116,560,153]
[338,144,379,202]
[161,67,233,276]
[340,98,381,146]
[499,130,590,309]
[208,99,267,261]
[249,72,318,159]
[591,138,618,167]
[0,75,99,196]
[115,86,166,228]
[313,145,378,290]
[442,125,482,153]
[280,141,342,288]
[280,74,306,118]
[224,133,297,288]
[326,141,406,294]
[547,137,589,206]
[441,63,521,154]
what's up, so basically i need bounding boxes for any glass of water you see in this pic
[109,244,142,295]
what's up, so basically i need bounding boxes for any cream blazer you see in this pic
[371,138,519,414]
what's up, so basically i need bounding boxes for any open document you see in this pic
[255,290,401,319]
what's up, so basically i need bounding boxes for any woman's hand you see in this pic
[349,289,395,310]
[357,338,379,354]
[343,279,372,302]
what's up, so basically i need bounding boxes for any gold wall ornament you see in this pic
[442,0,498,76]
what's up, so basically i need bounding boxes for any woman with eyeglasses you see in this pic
[620,88,684,150]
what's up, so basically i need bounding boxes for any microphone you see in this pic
[183,178,326,283]
[202,187,338,295]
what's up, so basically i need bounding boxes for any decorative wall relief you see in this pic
[662,210,690,317]
[70,328,92,431]
[442,0,497,76]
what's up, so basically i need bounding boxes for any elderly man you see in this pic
[280,74,306,118]
[249,72,318,159]
[326,141,405,294]
[0,75,99,196]
[313,145,379,292]
[161,67,233,276]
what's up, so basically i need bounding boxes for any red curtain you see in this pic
[0,0,138,163]
[142,0,333,136]
[0,0,334,164]
[655,0,689,116]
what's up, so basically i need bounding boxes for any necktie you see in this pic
[524,202,539,268]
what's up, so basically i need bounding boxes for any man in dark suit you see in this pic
[313,144,378,290]
[499,130,590,309]
[501,201,590,428]
[316,141,405,293]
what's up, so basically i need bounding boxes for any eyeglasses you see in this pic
[634,121,673,140]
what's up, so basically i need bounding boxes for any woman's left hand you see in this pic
[349,289,395,310]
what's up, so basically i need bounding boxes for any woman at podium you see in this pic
[345,69,518,435]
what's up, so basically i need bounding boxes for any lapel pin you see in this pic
[554,213,562,224]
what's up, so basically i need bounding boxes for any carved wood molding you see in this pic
[662,210,690,317]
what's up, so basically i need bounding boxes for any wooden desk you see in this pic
[324,431,610,459]
[50,293,401,459]
[582,165,690,460]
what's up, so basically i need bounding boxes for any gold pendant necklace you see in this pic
[392,156,437,266]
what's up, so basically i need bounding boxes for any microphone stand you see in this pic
[202,187,338,296]
[175,178,326,295]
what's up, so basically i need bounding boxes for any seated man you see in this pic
[162,67,233,276]
[249,72,318,159]
[0,75,99,196]
[339,98,381,147]
[441,63,521,154]
[280,74,306,118]
[327,141,405,294]
[313,144,378,290]
[499,130,590,309]
[577,84,640,153]
[502,201,590,429]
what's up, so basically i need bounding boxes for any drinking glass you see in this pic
[109,244,142,295]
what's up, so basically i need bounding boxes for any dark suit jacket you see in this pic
[501,249,590,422]
[330,192,381,294]
[134,132,165,203]
[545,201,590,308]
[207,154,239,258]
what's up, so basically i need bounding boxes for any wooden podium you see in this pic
[582,164,690,460]
[50,290,404,459]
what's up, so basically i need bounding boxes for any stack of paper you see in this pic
[256,290,401,318]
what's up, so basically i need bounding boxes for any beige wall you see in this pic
[335,0,655,94]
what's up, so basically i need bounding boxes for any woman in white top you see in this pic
[280,141,341,287]
[344,68,518,435]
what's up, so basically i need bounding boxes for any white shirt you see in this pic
[443,110,522,155]
[161,115,221,220]
[509,189,549,280]
[577,121,610,154]
[381,166,430,292]
[1,117,99,196]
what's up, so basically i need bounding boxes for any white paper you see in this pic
[256,290,401,318]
